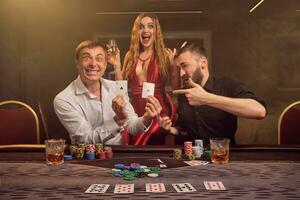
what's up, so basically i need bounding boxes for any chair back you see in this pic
[278,101,300,144]
[0,100,40,144]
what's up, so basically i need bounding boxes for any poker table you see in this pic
[1,144,300,199]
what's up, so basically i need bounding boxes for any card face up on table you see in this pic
[204,181,226,190]
[85,184,110,193]
[114,184,134,194]
[172,183,197,193]
[145,183,166,193]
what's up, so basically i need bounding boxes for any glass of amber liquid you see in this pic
[45,139,65,165]
[210,138,230,164]
[108,39,117,56]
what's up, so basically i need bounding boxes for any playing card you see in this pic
[85,184,110,193]
[142,82,155,98]
[172,183,196,193]
[115,80,128,96]
[184,160,209,166]
[204,181,226,190]
[145,183,166,193]
[114,184,134,194]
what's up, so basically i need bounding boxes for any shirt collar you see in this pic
[74,76,89,95]
[74,76,110,98]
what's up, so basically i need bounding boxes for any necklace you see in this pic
[138,54,152,69]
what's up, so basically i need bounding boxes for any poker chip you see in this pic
[95,143,104,152]
[149,167,160,173]
[85,152,96,160]
[111,168,121,173]
[147,173,159,178]
[114,163,125,169]
[187,154,196,161]
[114,173,123,177]
[64,154,73,160]
[173,149,182,160]
[130,162,140,166]
[130,166,141,170]
[97,151,106,160]
[104,146,112,152]
[105,151,113,159]
[140,165,147,169]
[143,169,150,173]
[85,144,96,153]
[202,150,211,161]
[184,141,193,157]
[123,176,135,181]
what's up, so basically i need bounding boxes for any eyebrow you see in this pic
[141,22,154,25]
[179,61,187,67]
[81,52,105,57]
[96,53,105,57]
[81,52,91,57]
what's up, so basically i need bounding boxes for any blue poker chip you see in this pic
[64,154,73,161]
[130,166,141,170]
[114,173,123,177]
[85,152,96,160]
[114,163,125,169]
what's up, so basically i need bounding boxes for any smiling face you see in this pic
[76,46,107,86]
[138,16,155,49]
[176,51,204,85]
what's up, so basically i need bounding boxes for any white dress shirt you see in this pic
[54,76,147,145]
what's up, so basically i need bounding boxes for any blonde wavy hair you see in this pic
[123,13,169,79]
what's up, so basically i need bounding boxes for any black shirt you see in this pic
[175,76,266,145]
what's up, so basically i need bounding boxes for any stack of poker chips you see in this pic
[95,143,104,152]
[195,139,204,155]
[184,141,195,160]
[192,146,202,158]
[104,146,113,159]
[85,144,96,160]
[173,149,182,160]
[95,143,105,159]
[70,144,85,159]
[95,144,106,160]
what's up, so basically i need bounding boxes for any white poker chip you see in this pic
[144,169,150,172]
[111,168,121,172]
[140,165,147,169]
[148,173,159,178]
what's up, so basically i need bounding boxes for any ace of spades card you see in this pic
[115,80,128,96]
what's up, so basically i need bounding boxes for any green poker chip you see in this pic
[123,176,135,181]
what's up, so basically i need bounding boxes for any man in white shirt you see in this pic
[54,40,162,145]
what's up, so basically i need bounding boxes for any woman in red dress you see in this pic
[115,13,179,145]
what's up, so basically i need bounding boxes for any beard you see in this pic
[182,65,203,89]
[191,66,203,85]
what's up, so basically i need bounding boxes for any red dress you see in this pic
[126,54,174,145]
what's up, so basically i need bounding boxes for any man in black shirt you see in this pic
[159,43,266,145]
